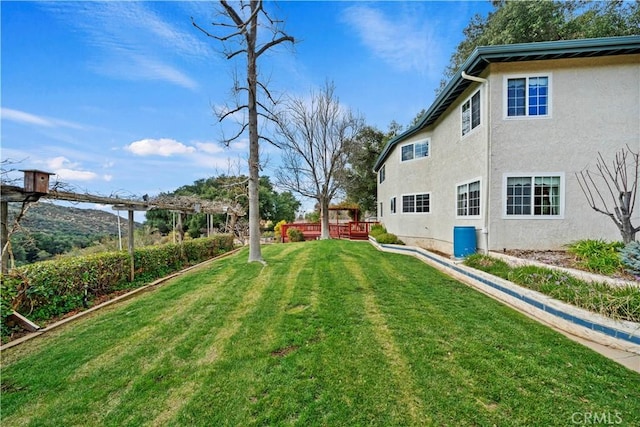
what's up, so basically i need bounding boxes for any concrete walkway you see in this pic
[557,328,639,373]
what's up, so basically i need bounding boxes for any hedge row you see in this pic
[1,234,235,339]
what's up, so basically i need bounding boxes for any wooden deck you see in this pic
[280,222,377,242]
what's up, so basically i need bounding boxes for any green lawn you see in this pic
[1,240,639,426]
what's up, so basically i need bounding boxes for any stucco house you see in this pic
[373,36,640,254]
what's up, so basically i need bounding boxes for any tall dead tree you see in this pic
[193,1,294,263]
[576,145,639,243]
[275,81,363,239]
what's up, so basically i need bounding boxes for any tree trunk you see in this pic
[246,1,263,263]
[320,197,331,240]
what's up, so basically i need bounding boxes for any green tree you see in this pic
[273,191,300,223]
[441,0,639,87]
[340,122,404,216]
[144,174,300,234]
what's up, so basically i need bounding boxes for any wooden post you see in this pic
[128,209,135,281]
[177,213,184,244]
[1,201,8,275]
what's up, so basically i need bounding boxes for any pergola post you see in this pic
[1,201,9,275]
[128,209,135,281]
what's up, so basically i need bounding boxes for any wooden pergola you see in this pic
[0,170,244,275]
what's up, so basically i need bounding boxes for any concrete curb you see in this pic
[0,248,242,352]
[369,238,640,361]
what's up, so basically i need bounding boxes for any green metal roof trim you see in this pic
[373,35,640,172]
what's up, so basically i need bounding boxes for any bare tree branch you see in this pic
[193,0,294,263]
[275,81,363,238]
[575,145,639,243]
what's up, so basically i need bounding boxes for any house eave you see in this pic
[373,36,640,172]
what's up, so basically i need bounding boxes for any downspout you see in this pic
[461,71,491,254]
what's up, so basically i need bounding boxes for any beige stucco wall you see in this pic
[378,53,639,254]
[488,54,639,250]
[377,80,490,254]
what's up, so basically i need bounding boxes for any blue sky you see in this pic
[1,0,493,216]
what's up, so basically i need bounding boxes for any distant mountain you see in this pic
[7,202,142,237]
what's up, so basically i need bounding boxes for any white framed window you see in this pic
[462,90,481,136]
[390,196,396,214]
[400,139,429,162]
[402,193,431,213]
[457,179,481,217]
[379,164,386,184]
[379,202,383,218]
[503,173,564,218]
[503,74,551,118]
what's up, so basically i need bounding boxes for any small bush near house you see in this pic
[566,239,624,275]
[464,254,512,278]
[620,241,640,277]
[287,228,305,242]
[368,224,403,245]
[369,224,386,238]
[274,220,287,241]
[374,233,404,245]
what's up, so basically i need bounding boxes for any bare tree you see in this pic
[576,145,639,244]
[275,81,363,239]
[192,1,294,263]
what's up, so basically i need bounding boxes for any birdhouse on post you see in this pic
[21,169,54,194]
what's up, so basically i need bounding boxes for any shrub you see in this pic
[369,224,386,238]
[375,232,403,245]
[1,274,20,338]
[566,239,624,275]
[620,241,640,277]
[464,254,511,278]
[274,220,287,241]
[287,228,305,242]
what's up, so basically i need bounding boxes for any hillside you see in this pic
[6,202,143,265]
[8,202,141,237]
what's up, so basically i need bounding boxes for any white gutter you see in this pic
[461,71,491,254]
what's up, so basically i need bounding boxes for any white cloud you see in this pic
[125,138,196,157]
[1,108,86,130]
[40,2,210,90]
[54,168,98,181]
[47,156,75,170]
[93,54,198,90]
[195,141,224,154]
[43,156,101,182]
[191,153,247,172]
[229,138,249,151]
[342,5,440,75]
[103,174,113,182]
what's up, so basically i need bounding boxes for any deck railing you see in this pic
[280,221,378,242]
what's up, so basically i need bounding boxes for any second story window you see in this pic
[462,90,481,136]
[400,140,429,162]
[505,75,550,118]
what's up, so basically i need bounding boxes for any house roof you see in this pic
[373,36,640,172]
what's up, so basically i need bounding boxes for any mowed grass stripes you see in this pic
[1,240,639,426]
